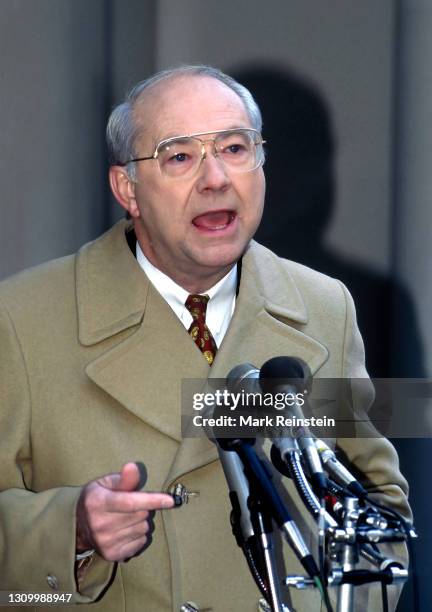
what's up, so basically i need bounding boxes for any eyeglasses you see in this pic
[121,128,266,179]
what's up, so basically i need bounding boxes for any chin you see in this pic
[197,244,247,271]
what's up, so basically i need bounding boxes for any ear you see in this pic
[109,166,140,218]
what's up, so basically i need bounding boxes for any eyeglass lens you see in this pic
[156,129,263,178]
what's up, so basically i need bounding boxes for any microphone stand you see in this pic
[284,493,409,611]
[217,445,283,609]
[219,434,325,612]
[251,498,287,612]
[218,437,288,612]
[335,497,358,612]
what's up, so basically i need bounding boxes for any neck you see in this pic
[135,238,235,294]
[157,261,234,294]
[175,269,233,294]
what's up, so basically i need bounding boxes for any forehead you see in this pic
[134,75,252,144]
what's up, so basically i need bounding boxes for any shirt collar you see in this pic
[136,242,237,337]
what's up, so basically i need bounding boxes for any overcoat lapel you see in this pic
[85,285,209,442]
[212,240,329,377]
[76,221,209,443]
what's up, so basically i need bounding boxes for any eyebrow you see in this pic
[154,125,253,144]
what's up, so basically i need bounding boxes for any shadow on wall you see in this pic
[232,63,424,380]
[232,64,428,612]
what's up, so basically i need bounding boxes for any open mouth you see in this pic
[192,210,236,231]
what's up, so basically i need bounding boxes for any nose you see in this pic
[195,145,231,193]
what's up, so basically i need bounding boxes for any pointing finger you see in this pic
[104,490,174,513]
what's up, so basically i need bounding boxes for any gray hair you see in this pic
[106,65,263,181]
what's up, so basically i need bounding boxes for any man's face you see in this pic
[126,76,265,290]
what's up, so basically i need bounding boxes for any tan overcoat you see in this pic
[0,220,410,611]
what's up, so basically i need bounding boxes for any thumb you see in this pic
[118,462,142,491]
[100,462,141,492]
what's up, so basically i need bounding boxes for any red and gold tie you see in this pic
[185,294,217,365]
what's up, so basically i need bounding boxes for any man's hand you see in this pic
[76,462,174,562]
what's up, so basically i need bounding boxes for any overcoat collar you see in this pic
[76,220,150,346]
[76,220,328,479]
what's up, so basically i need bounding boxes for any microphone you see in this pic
[218,446,256,543]
[199,364,258,544]
[260,357,327,498]
[224,363,320,580]
[226,362,261,394]
[315,439,367,499]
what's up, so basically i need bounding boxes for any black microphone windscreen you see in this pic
[259,356,310,393]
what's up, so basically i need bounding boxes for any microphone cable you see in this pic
[364,495,419,612]
[318,495,334,612]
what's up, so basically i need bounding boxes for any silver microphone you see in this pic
[315,439,367,498]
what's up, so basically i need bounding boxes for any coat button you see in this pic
[180,603,212,611]
[169,483,200,507]
[46,575,59,590]
[180,603,199,612]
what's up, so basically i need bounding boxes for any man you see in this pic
[0,66,410,611]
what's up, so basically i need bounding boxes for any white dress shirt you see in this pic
[136,242,237,348]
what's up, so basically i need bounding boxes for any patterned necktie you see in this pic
[185,294,217,365]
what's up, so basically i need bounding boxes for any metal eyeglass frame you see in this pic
[119,127,266,175]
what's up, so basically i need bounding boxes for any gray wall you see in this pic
[394,0,432,376]
[1,1,106,277]
[0,0,156,278]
